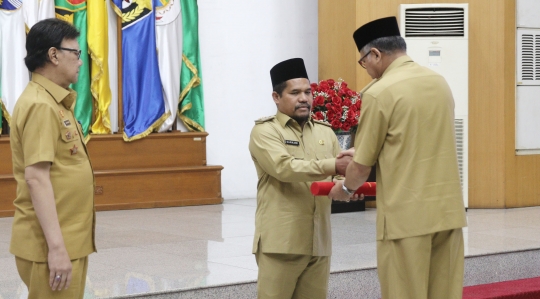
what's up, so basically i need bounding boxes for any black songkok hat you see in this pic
[353,17,401,52]
[270,58,309,88]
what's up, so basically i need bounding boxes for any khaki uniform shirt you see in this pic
[354,56,467,241]
[249,111,340,256]
[10,73,96,262]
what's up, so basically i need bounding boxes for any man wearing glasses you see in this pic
[329,17,467,299]
[9,18,95,299]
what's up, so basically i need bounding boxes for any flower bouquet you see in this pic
[310,78,361,133]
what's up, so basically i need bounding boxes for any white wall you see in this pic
[198,1,318,199]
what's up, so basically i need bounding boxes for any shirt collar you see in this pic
[31,73,77,110]
[380,55,413,78]
[276,110,314,129]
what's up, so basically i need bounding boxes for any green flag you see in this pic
[179,0,205,132]
[55,1,92,140]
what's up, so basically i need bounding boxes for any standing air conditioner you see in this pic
[399,4,469,208]
[516,28,540,154]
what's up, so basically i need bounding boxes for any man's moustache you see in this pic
[295,105,311,110]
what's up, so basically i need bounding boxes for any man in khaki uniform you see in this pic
[329,17,467,299]
[9,18,95,299]
[249,58,352,299]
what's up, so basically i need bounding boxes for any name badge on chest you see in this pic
[285,140,300,146]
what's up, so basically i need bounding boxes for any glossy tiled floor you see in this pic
[1,200,540,298]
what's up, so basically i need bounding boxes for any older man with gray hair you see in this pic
[329,16,467,299]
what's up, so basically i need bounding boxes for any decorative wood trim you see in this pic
[94,165,222,176]
[95,198,223,212]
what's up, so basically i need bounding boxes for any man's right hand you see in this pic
[48,247,72,291]
[335,154,352,175]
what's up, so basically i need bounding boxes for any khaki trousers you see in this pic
[377,228,464,299]
[15,256,88,299]
[255,250,330,299]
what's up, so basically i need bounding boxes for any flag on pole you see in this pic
[155,0,182,132]
[112,0,168,141]
[23,0,55,30]
[178,0,204,132]
[88,0,112,134]
[1,2,29,134]
[38,0,55,23]
[55,0,92,140]
[106,0,119,132]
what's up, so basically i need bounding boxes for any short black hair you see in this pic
[272,81,288,97]
[361,36,406,55]
[24,18,80,72]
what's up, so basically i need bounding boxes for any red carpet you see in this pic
[463,277,540,299]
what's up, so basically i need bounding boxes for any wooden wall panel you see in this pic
[93,166,223,211]
[510,157,540,207]
[0,138,13,175]
[467,0,508,208]
[0,133,224,217]
[86,132,208,170]
[318,0,357,85]
[504,0,540,207]
[0,176,16,217]
[319,0,540,208]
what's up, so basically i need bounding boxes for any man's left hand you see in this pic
[329,180,358,202]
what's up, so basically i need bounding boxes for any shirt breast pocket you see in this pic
[58,129,84,165]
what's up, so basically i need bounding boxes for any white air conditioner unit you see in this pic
[516,29,540,154]
[517,29,540,86]
[399,3,469,208]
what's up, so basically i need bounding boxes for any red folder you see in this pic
[310,182,376,196]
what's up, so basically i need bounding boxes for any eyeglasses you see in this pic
[358,50,372,69]
[57,47,82,59]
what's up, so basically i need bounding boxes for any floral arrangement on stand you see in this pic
[310,78,362,133]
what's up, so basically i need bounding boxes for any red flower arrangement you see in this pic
[310,78,362,132]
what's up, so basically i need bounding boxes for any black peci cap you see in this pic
[270,58,309,88]
[353,17,401,52]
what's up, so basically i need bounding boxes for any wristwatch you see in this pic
[341,183,355,196]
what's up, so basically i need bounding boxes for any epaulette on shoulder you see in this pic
[313,119,332,127]
[255,115,275,124]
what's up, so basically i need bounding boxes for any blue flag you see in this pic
[112,0,168,141]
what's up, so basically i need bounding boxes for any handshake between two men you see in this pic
[328,147,373,203]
